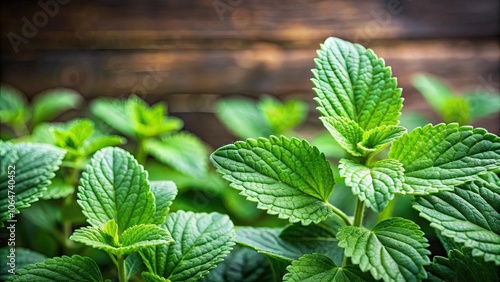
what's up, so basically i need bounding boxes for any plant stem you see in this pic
[353,199,365,227]
[327,203,352,226]
[377,197,396,223]
[117,254,127,282]
[135,138,147,165]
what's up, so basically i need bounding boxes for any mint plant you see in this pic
[210,37,500,281]
[5,147,234,282]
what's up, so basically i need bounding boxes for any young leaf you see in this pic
[144,132,208,177]
[70,223,173,255]
[427,247,499,282]
[283,254,373,282]
[358,125,406,153]
[236,226,343,265]
[150,181,178,225]
[339,158,404,213]
[90,98,135,137]
[215,97,274,139]
[413,174,500,265]
[0,85,28,126]
[257,95,308,135]
[7,255,103,282]
[0,248,47,281]
[140,211,234,282]
[31,88,82,126]
[312,37,402,130]
[320,116,364,156]
[337,217,430,282]
[411,73,453,114]
[77,147,155,232]
[389,123,500,195]
[0,142,65,226]
[211,136,335,225]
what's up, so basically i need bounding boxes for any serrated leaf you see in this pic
[358,125,406,153]
[389,123,500,195]
[0,85,28,126]
[7,255,103,282]
[90,98,135,137]
[339,158,404,213]
[211,136,335,225]
[283,254,373,282]
[0,142,65,226]
[140,211,234,282]
[150,181,177,224]
[258,95,308,135]
[214,97,274,139]
[200,245,273,282]
[0,248,47,281]
[337,217,430,282]
[312,37,402,130]
[77,147,155,232]
[412,73,453,114]
[31,88,82,126]
[413,175,500,265]
[427,247,499,282]
[320,116,364,156]
[145,132,208,177]
[70,223,173,255]
[236,226,343,265]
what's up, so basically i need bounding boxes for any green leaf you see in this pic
[126,252,147,281]
[312,37,402,130]
[7,255,103,282]
[389,123,500,195]
[0,142,65,226]
[42,177,74,200]
[211,136,335,225]
[0,248,47,281]
[413,174,500,265]
[214,97,274,139]
[320,116,364,156]
[82,135,125,157]
[465,91,500,119]
[140,211,234,282]
[441,97,471,125]
[236,224,344,265]
[77,147,155,232]
[339,158,404,213]
[31,88,82,126]
[90,98,135,137]
[0,85,28,126]
[427,247,499,282]
[150,181,178,224]
[337,217,430,282]
[70,223,173,255]
[283,254,373,282]
[257,95,308,135]
[145,132,208,177]
[200,245,273,282]
[412,73,453,114]
[358,125,406,153]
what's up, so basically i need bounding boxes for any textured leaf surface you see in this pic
[339,158,404,213]
[337,218,430,282]
[70,223,173,255]
[320,116,364,156]
[145,132,208,177]
[78,147,155,233]
[389,123,500,195]
[7,255,102,282]
[150,181,177,224]
[283,254,373,282]
[413,174,500,265]
[140,211,234,282]
[0,142,65,225]
[312,37,402,130]
[211,136,335,225]
[427,247,499,282]
[358,125,406,153]
[214,98,273,139]
[236,225,343,264]
[31,88,82,125]
[0,248,47,281]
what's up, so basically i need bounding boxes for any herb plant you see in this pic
[3,146,234,282]
[210,37,500,281]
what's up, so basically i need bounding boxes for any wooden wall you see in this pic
[1,0,499,146]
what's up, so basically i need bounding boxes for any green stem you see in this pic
[353,199,365,227]
[117,254,127,282]
[377,197,396,223]
[327,203,352,226]
[135,138,147,165]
